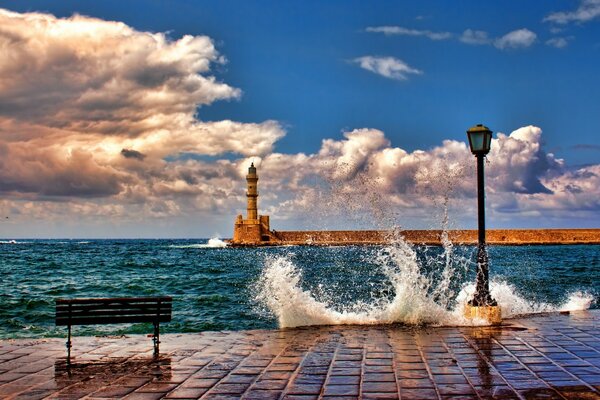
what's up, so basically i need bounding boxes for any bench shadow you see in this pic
[54,356,172,385]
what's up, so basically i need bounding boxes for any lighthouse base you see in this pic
[232,214,279,245]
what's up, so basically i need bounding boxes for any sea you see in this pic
[0,238,598,339]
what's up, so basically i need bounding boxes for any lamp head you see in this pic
[467,124,493,155]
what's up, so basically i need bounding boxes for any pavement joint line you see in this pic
[315,334,338,399]
[489,331,563,399]
[527,319,599,391]
[517,328,600,395]
[549,324,600,358]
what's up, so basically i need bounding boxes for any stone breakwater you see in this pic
[229,228,600,246]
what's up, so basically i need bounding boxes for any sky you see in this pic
[0,0,599,238]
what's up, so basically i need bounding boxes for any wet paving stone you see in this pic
[1,310,600,399]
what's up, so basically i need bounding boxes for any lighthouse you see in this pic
[246,163,258,221]
[232,162,274,244]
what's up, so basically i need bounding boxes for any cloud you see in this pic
[546,37,570,48]
[494,28,537,49]
[0,8,285,200]
[352,56,423,81]
[251,125,593,228]
[572,144,600,152]
[369,25,537,51]
[544,0,600,24]
[458,28,538,50]
[459,29,491,45]
[366,26,452,40]
[121,149,146,160]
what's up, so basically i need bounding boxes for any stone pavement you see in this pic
[1,311,599,399]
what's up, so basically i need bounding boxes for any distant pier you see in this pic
[228,228,600,246]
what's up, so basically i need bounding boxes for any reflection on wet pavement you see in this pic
[1,311,599,399]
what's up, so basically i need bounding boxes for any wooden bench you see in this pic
[56,296,172,363]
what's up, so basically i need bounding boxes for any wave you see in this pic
[0,240,31,244]
[170,237,228,249]
[255,238,593,328]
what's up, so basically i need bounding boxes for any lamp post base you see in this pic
[464,304,502,325]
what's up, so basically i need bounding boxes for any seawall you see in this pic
[229,228,600,246]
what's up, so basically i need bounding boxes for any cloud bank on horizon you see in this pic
[0,9,598,235]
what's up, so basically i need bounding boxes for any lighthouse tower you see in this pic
[246,163,258,221]
[232,163,273,244]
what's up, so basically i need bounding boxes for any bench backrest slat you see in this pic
[55,296,172,326]
[56,296,172,305]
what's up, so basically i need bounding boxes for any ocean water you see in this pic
[0,238,597,339]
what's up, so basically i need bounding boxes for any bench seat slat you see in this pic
[56,315,171,326]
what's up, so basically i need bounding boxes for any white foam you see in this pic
[559,291,594,312]
[205,238,228,248]
[170,237,228,249]
[255,239,593,328]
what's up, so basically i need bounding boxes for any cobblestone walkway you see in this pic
[1,311,599,399]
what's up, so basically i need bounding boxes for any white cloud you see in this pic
[459,28,538,50]
[257,125,600,229]
[545,0,600,24]
[366,26,452,40]
[494,28,537,49]
[369,25,537,51]
[353,56,423,81]
[459,29,491,45]
[546,37,570,48]
[0,8,285,202]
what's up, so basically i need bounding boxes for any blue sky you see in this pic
[0,1,599,237]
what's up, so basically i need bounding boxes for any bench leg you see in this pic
[66,325,72,366]
[153,322,160,357]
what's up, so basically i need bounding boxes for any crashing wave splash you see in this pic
[255,238,592,328]
[170,237,228,249]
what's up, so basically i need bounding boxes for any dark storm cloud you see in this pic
[121,148,146,160]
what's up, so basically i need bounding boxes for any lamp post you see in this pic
[465,124,501,324]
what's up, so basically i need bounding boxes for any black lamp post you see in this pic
[466,124,497,307]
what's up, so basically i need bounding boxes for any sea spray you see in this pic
[255,238,593,328]
[169,237,228,249]
[255,237,463,328]
[454,281,593,318]
[206,237,228,248]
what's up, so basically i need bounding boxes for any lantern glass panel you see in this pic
[485,131,492,151]
[468,132,485,153]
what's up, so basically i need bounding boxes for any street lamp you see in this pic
[465,124,501,324]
